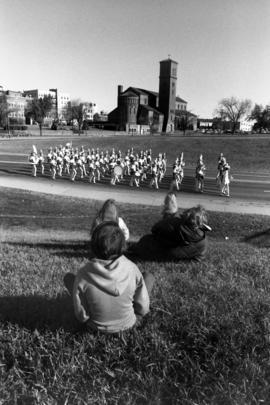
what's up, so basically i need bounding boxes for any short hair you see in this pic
[91,221,126,260]
[181,205,208,229]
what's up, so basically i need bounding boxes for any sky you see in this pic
[1,0,270,117]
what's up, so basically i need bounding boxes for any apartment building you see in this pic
[0,88,27,125]
[23,88,70,122]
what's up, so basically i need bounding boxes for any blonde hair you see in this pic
[162,192,178,216]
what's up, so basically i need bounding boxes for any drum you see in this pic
[29,156,36,164]
[114,165,123,176]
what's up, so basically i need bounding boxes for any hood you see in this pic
[82,256,131,297]
[179,224,205,245]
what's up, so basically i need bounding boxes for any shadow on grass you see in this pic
[3,241,91,259]
[244,228,270,248]
[0,293,81,332]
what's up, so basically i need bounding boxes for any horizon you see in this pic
[1,0,270,118]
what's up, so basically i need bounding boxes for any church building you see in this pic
[108,58,191,134]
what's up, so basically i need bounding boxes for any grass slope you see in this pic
[1,134,270,172]
[1,188,270,404]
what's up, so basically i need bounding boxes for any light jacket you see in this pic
[73,255,149,333]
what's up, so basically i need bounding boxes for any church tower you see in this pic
[158,57,178,132]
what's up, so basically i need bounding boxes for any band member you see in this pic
[28,150,38,177]
[124,151,130,176]
[50,153,57,180]
[216,156,225,194]
[76,154,84,179]
[38,149,45,175]
[69,154,77,182]
[169,159,180,192]
[63,152,70,175]
[56,152,63,177]
[221,158,231,197]
[89,158,96,183]
[140,155,148,182]
[129,160,138,187]
[134,161,141,188]
[178,152,185,186]
[47,147,53,167]
[195,154,206,193]
[161,153,167,175]
[157,154,165,183]
[80,150,87,177]
[110,164,122,186]
[95,158,101,181]
[149,161,159,190]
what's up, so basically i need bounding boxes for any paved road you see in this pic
[0,158,269,199]
[0,159,269,216]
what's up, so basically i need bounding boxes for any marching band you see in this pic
[28,143,232,197]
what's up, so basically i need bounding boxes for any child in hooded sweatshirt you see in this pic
[64,221,154,334]
[91,199,130,241]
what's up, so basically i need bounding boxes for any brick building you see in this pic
[108,58,192,134]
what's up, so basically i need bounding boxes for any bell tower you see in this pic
[158,57,178,132]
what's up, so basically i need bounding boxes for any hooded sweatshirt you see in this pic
[73,255,149,334]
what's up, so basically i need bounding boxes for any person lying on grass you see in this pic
[64,221,154,334]
[91,199,130,241]
[131,205,211,262]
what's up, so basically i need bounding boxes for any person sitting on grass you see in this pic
[91,199,130,241]
[64,221,154,334]
[131,205,211,263]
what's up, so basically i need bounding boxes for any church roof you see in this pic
[135,88,159,97]
[120,89,139,98]
[139,104,163,115]
[176,96,187,103]
[175,110,197,118]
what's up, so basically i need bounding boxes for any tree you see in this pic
[26,95,53,136]
[215,97,252,134]
[176,111,194,136]
[93,112,100,121]
[66,100,87,135]
[249,104,270,133]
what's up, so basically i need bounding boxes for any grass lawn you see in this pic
[1,134,270,172]
[1,187,270,404]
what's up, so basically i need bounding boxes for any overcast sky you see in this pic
[1,0,269,117]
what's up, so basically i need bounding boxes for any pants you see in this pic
[133,234,207,263]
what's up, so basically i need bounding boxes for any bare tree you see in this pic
[215,97,252,133]
[26,95,53,136]
[176,111,194,136]
[66,100,87,136]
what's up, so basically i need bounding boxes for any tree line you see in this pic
[0,93,269,136]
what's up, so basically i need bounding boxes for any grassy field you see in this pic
[1,134,270,172]
[1,187,270,404]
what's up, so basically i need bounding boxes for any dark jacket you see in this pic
[151,216,205,248]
